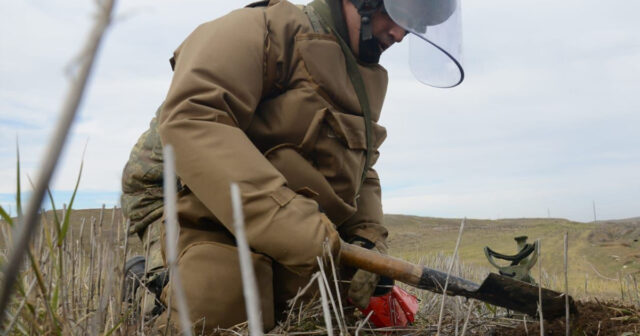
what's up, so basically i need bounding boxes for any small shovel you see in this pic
[340,242,575,319]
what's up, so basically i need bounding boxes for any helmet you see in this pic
[349,0,464,88]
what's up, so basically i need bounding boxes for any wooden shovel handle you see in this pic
[340,241,423,287]
[340,241,480,295]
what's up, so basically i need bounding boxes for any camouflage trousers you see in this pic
[140,218,166,273]
[137,218,167,317]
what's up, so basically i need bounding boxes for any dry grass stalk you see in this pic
[0,219,11,256]
[140,218,153,335]
[325,243,346,325]
[230,182,263,336]
[618,271,625,301]
[354,310,373,336]
[59,205,69,320]
[436,217,466,336]
[67,213,74,317]
[460,299,475,336]
[107,207,118,330]
[454,296,460,334]
[631,274,640,304]
[46,222,55,304]
[96,205,106,300]
[98,206,120,335]
[2,279,37,336]
[316,257,346,336]
[37,212,47,260]
[163,145,193,336]
[537,238,544,336]
[564,231,570,336]
[585,273,589,295]
[316,273,334,336]
[0,0,117,318]
[279,273,320,331]
[76,217,86,321]
[93,245,108,334]
[28,245,60,332]
[117,218,131,328]
[86,216,97,322]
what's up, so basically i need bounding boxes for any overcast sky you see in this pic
[1,0,638,222]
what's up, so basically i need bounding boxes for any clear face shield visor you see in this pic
[383,0,464,88]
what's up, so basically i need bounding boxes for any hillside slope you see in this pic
[384,214,640,298]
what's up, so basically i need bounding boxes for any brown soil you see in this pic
[495,300,640,335]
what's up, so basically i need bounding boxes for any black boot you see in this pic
[122,256,169,318]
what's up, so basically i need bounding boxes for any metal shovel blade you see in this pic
[416,264,575,319]
[470,273,575,318]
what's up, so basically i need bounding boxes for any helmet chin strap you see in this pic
[349,0,384,63]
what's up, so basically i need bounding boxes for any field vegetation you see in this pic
[2,207,639,335]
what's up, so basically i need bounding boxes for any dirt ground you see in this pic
[495,300,640,335]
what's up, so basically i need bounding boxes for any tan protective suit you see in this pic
[155,0,389,331]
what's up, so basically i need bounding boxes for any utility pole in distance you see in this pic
[592,200,597,224]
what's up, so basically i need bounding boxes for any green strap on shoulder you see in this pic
[303,5,328,33]
[307,1,374,189]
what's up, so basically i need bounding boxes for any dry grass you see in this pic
[0,206,133,335]
[2,209,640,335]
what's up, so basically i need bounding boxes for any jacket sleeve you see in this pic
[158,8,339,275]
[338,168,388,248]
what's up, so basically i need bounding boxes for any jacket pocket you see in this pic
[265,145,357,225]
[263,106,386,224]
[301,108,387,205]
